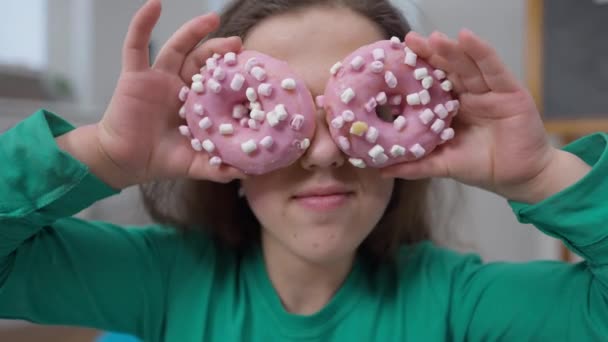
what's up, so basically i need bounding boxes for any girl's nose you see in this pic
[300,110,345,170]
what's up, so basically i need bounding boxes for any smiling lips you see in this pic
[292,184,354,211]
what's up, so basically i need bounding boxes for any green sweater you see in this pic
[1,110,607,341]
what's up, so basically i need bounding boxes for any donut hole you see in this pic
[376,104,402,122]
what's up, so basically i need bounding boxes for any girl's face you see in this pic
[241,6,395,264]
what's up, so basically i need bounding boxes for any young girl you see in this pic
[1,0,606,341]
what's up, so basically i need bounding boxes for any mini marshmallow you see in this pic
[260,136,274,149]
[250,66,267,81]
[191,81,205,93]
[299,138,311,150]
[179,106,186,118]
[241,139,257,154]
[206,57,217,71]
[390,36,402,48]
[240,118,249,127]
[441,80,453,92]
[330,62,343,76]
[351,56,365,71]
[446,100,460,112]
[394,116,407,131]
[404,52,418,67]
[422,76,434,89]
[389,95,403,106]
[385,71,398,89]
[419,90,431,105]
[349,158,366,168]
[245,58,259,72]
[290,114,305,131]
[207,79,221,93]
[410,143,426,158]
[419,109,435,125]
[441,128,455,141]
[281,78,296,90]
[365,126,379,143]
[250,102,261,110]
[414,67,428,80]
[390,145,407,157]
[250,108,265,121]
[209,156,222,167]
[274,104,288,120]
[350,121,369,136]
[370,61,384,74]
[230,73,245,91]
[202,139,216,153]
[178,125,191,137]
[338,136,351,150]
[431,119,446,134]
[406,93,421,106]
[434,104,449,119]
[248,119,260,130]
[233,104,247,119]
[341,88,356,104]
[178,86,189,101]
[373,153,389,165]
[373,48,386,61]
[368,144,385,159]
[212,53,221,59]
[191,74,203,83]
[433,69,447,80]
[199,117,212,130]
[266,111,280,127]
[365,98,378,113]
[342,110,356,122]
[315,95,325,108]
[193,104,204,116]
[246,87,258,102]
[191,139,203,152]
[213,67,226,81]
[258,83,273,97]
[376,92,388,105]
[224,52,237,66]
[331,116,345,129]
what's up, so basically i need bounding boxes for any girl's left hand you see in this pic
[381,30,590,203]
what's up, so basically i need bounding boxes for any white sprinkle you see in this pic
[258,83,273,97]
[202,139,215,153]
[191,139,203,151]
[441,128,455,141]
[330,61,343,76]
[365,126,379,143]
[178,106,186,118]
[281,78,297,90]
[250,102,262,110]
[338,136,351,150]
[431,119,446,133]
[224,52,237,66]
[441,80,454,92]
[246,87,257,102]
[206,57,217,71]
[342,110,355,122]
[419,90,431,105]
[191,81,205,93]
[341,88,356,104]
[406,93,421,106]
[389,95,403,106]
[230,73,245,91]
[212,53,221,59]
[422,76,434,89]
[433,69,447,80]
[365,98,378,112]
[299,139,311,150]
[434,104,449,119]
[390,36,402,48]
[248,119,260,130]
[240,118,248,127]
[373,48,386,61]
[207,79,222,93]
[331,116,345,129]
[385,71,398,89]
[209,156,222,167]
[193,104,204,115]
[414,68,428,80]
[191,74,203,83]
[445,100,457,112]
[232,104,247,119]
[266,111,280,127]
[368,145,385,159]
[241,139,257,154]
[260,136,274,149]
[411,144,426,158]
[178,86,189,101]
[199,117,212,130]
[390,145,406,157]
[349,158,366,168]
[290,114,305,131]
[275,104,288,121]
[376,92,388,105]
[419,109,435,125]
[404,52,418,67]
[370,61,384,73]
[245,58,259,72]
[351,56,365,71]
[250,66,267,81]
[315,95,325,108]
[373,153,389,165]
[178,125,191,137]
[220,123,235,135]
[394,116,407,131]
[213,67,226,81]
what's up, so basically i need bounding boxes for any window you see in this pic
[0,0,47,70]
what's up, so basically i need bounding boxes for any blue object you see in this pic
[96,332,141,342]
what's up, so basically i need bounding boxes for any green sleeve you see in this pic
[0,110,181,340]
[447,133,608,341]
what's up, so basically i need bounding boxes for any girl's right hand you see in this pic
[59,0,246,189]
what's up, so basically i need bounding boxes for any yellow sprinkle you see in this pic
[350,121,369,136]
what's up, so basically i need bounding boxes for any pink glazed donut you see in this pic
[177,50,316,175]
[321,37,460,168]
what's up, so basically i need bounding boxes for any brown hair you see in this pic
[141,0,432,263]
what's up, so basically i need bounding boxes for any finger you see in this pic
[429,31,490,94]
[153,13,221,73]
[458,29,520,93]
[122,0,162,72]
[381,152,449,180]
[180,37,242,82]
